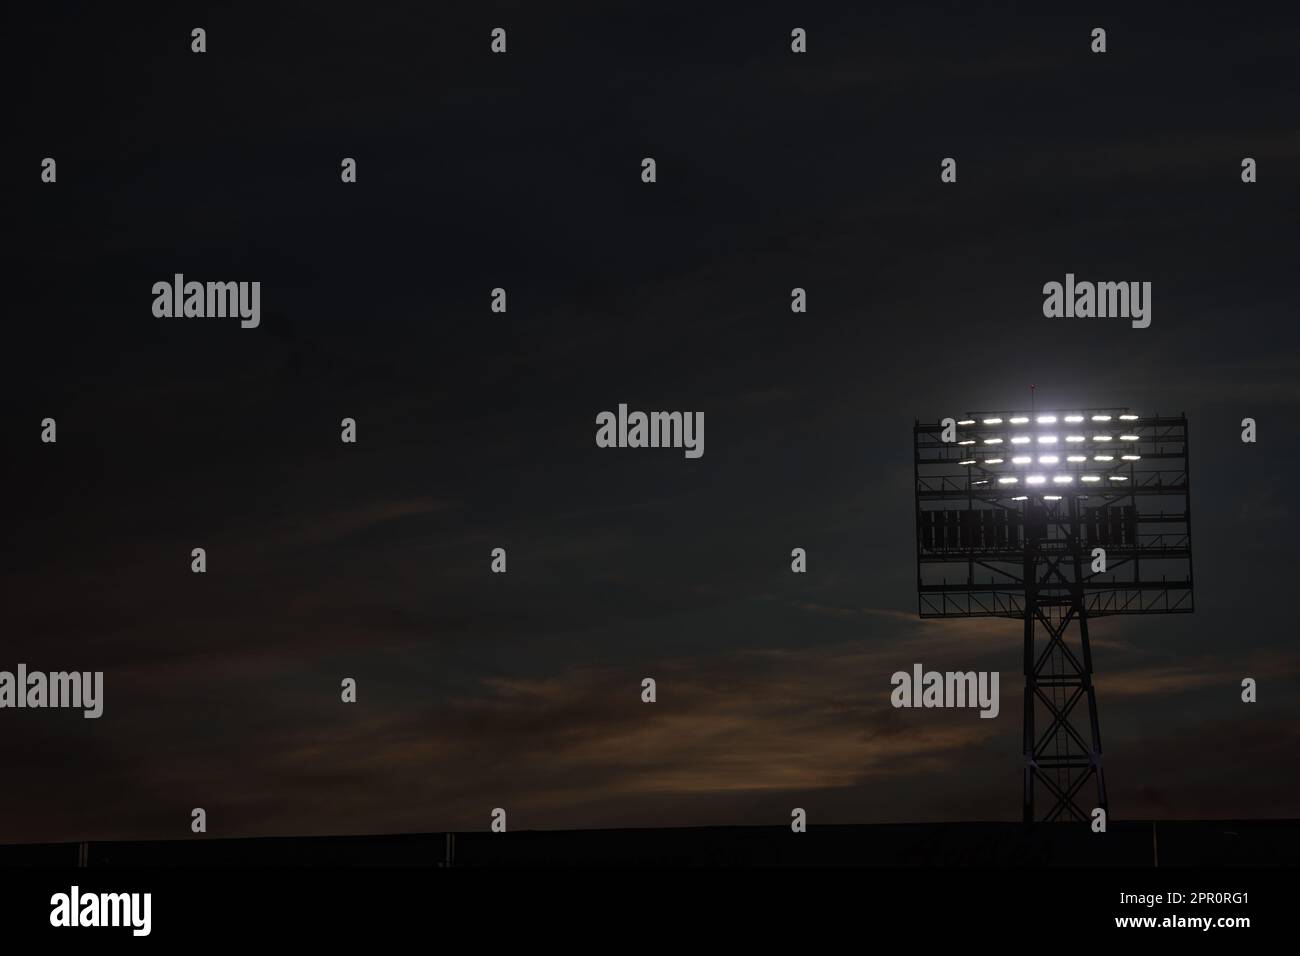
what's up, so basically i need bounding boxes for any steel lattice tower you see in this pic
[914,408,1193,823]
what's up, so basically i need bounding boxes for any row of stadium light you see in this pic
[968,474,1130,486]
[957,436,1142,445]
[957,453,1142,464]
[951,413,1142,464]
[955,414,1140,425]
[946,411,1144,499]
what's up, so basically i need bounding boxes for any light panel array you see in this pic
[947,408,1142,497]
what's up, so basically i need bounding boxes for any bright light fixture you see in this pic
[1053,475,1073,484]
[1010,416,1029,424]
[1064,415,1085,423]
[1067,454,1087,462]
[1066,435,1085,443]
[1094,454,1114,461]
[1122,454,1141,461]
[1039,455,1059,464]
[1038,435,1058,444]
[983,417,1003,425]
[1012,455,1032,464]
[957,419,976,426]
[1081,475,1101,482]
[1026,475,1046,485]
[1120,434,1140,441]
[1011,436,1031,444]
[1092,414,1111,422]
[1037,415,1057,424]
[998,477,1018,485]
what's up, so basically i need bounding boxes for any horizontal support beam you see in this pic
[919,580,1193,593]
[920,548,1191,562]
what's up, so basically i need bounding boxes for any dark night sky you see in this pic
[4,2,1300,843]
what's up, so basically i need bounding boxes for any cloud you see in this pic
[5,616,1299,844]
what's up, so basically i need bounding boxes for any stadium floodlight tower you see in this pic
[913,407,1193,823]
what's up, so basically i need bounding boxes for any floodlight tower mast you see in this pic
[913,409,1193,823]
[1019,496,1107,822]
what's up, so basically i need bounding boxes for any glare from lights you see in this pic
[1066,435,1086,443]
[1053,475,1073,484]
[1026,475,1046,485]
[1038,455,1059,465]
[1010,416,1029,424]
[1067,454,1087,462]
[1093,434,1112,442]
[1081,475,1101,482]
[959,459,977,465]
[1037,415,1057,424]
[958,439,976,445]
[983,417,1003,425]
[1119,414,1139,421]
[984,457,1004,464]
[1092,414,1111,422]
[1012,455,1032,465]
[1011,495,1028,501]
[972,479,989,486]
[1120,434,1140,441]
[957,419,976,426]
[1064,415,1085,423]
[1121,454,1141,461]
[1043,495,1062,501]
[1108,475,1129,482]
[983,437,1003,444]
[1038,435,1058,444]
[1094,454,1114,462]
[998,477,1018,485]
[1011,436,1031,444]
